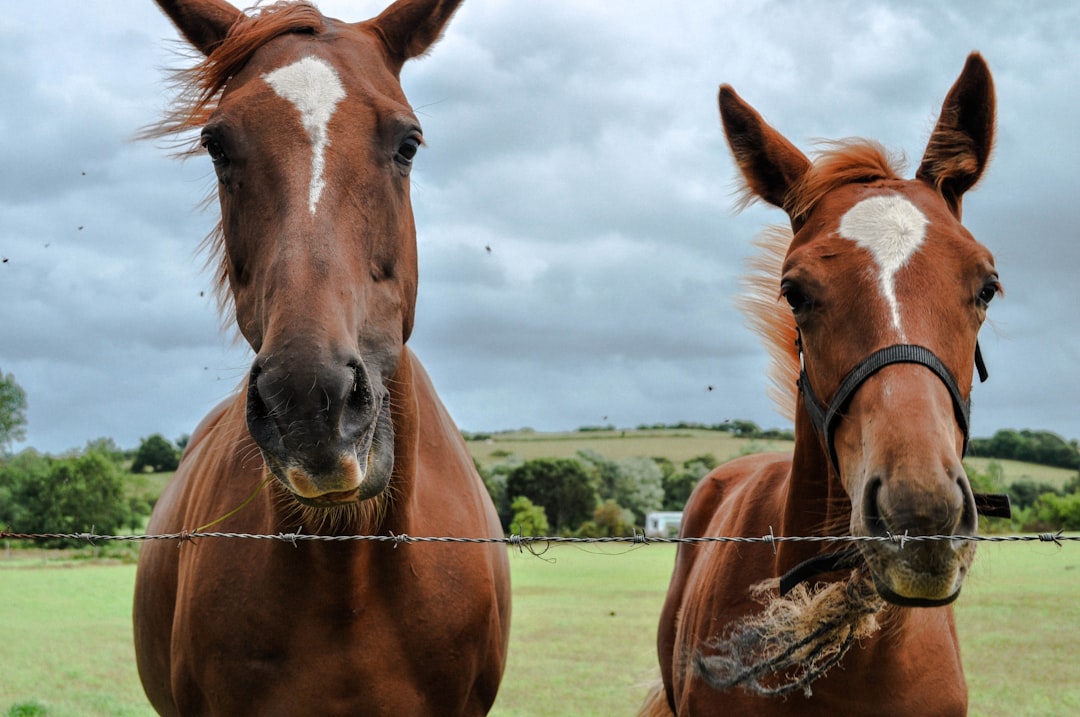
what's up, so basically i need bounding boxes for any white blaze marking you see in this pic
[263,56,346,215]
[837,194,928,336]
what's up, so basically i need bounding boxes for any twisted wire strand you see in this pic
[0,529,1074,547]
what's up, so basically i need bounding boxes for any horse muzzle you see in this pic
[853,467,978,606]
[858,538,975,607]
[246,355,396,506]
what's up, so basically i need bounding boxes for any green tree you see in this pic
[1063,473,1080,495]
[576,450,663,524]
[611,456,664,524]
[131,433,180,473]
[509,496,549,536]
[0,369,28,453]
[578,500,636,537]
[1006,480,1062,510]
[0,450,50,529]
[4,451,138,546]
[84,437,126,465]
[662,455,718,511]
[1024,492,1080,531]
[506,457,596,533]
[727,419,761,438]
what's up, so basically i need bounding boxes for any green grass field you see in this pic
[467,428,791,471]
[963,456,1076,490]
[2,543,1078,716]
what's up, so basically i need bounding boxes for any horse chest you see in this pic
[169,542,496,714]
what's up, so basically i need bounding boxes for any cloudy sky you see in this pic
[2,0,1077,455]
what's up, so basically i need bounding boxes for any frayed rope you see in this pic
[694,569,884,698]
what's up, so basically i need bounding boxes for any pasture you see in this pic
[2,542,1078,716]
[467,428,780,469]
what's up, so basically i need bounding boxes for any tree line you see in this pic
[478,450,721,537]
[0,427,186,547]
[969,428,1080,470]
[0,443,152,547]
[482,450,1080,538]
[967,460,1080,533]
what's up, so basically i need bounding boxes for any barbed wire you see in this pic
[0,529,1075,549]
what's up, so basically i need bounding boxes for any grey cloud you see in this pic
[3,0,1077,454]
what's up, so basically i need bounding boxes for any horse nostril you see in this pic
[345,361,372,411]
[862,476,889,537]
[956,475,977,535]
[246,364,286,457]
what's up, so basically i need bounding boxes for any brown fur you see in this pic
[146,2,326,143]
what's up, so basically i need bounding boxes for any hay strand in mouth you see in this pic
[694,569,884,698]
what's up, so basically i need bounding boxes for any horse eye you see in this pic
[781,282,811,313]
[202,137,227,165]
[395,136,421,166]
[977,280,1000,308]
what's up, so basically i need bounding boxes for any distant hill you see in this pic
[464,427,1077,490]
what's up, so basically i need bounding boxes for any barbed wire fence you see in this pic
[1,528,1076,551]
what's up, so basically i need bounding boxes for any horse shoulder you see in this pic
[134,391,255,715]
[683,451,792,536]
[657,452,793,706]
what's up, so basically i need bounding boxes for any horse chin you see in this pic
[859,541,974,608]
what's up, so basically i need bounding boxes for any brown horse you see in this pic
[132,1,510,714]
[645,54,1001,716]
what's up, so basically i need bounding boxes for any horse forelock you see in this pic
[789,140,905,222]
[144,2,328,327]
[147,2,327,145]
[735,140,906,421]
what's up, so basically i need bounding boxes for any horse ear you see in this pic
[368,0,464,68]
[154,0,244,56]
[916,52,995,218]
[719,85,811,221]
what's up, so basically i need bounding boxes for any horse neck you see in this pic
[381,348,421,530]
[776,403,851,568]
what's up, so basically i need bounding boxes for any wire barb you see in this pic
[1039,530,1064,547]
[764,526,778,555]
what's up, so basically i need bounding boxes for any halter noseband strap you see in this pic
[796,333,988,476]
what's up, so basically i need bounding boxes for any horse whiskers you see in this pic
[695,569,884,698]
[270,478,394,536]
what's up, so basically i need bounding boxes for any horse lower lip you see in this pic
[300,488,361,507]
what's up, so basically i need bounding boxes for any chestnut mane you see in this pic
[144,1,327,326]
[736,140,905,421]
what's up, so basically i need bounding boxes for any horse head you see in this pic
[720,54,999,606]
[154,0,461,507]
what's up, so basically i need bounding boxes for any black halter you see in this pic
[780,334,1010,600]
[796,331,989,476]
